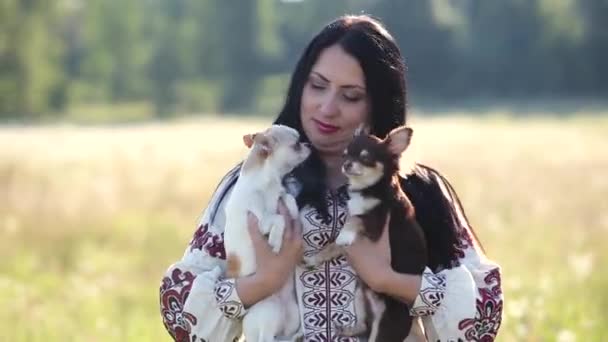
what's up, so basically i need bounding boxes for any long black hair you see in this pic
[212,15,483,271]
[274,15,407,218]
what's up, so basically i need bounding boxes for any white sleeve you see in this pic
[408,167,504,341]
[160,250,244,341]
[410,248,503,341]
[159,168,249,341]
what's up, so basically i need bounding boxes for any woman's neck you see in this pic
[321,153,347,190]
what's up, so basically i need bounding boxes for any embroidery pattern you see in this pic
[458,268,503,341]
[299,190,360,341]
[160,268,198,341]
[214,278,245,319]
[410,269,447,316]
[189,223,226,259]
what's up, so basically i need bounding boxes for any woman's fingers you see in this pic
[277,199,290,218]
[277,198,298,242]
[247,212,271,254]
[248,203,303,266]
[276,199,304,258]
[380,213,392,262]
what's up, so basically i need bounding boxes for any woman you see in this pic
[160,15,503,341]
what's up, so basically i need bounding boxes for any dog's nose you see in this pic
[343,160,352,171]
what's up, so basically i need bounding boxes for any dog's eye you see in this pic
[359,150,372,164]
[360,155,374,164]
[293,143,301,151]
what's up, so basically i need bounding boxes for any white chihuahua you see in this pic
[223,124,310,342]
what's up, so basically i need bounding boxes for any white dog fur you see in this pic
[223,124,310,342]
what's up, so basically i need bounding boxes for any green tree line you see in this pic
[1,0,606,120]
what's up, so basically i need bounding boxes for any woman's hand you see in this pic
[343,215,422,305]
[236,200,303,307]
[248,201,303,291]
[343,216,393,293]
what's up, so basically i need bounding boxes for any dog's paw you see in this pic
[275,332,304,342]
[333,322,367,337]
[267,215,286,253]
[300,255,319,269]
[268,231,284,254]
[332,323,352,337]
[335,230,357,246]
[282,194,299,220]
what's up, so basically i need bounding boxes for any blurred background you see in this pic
[1,0,607,341]
[1,0,607,120]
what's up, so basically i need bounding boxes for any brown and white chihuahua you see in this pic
[303,125,428,342]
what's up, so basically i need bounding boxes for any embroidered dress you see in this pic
[159,172,503,341]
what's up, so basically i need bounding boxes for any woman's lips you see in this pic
[313,119,340,134]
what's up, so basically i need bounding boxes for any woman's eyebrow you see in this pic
[311,71,366,91]
[311,71,330,83]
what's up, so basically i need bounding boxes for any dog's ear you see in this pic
[243,133,256,148]
[384,126,413,155]
[254,133,272,157]
[354,123,370,137]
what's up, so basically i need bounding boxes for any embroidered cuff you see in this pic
[410,267,447,317]
[214,277,247,320]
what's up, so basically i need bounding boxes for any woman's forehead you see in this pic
[311,45,366,89]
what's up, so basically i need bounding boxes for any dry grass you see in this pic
[1,112,607,341]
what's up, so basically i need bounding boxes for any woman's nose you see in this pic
[318,93,339,117]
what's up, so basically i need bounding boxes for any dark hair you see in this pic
[212,15,483,271]
[274,15,407,221]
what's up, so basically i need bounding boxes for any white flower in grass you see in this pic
[507,297,528,320]
[567,252,594,280]
[505,276,522,291]
[538,272,553,293]
[556,329,576,342]
[515,323,528,337]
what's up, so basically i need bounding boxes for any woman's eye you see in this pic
[343,93,363,102]
[310,82,325,90]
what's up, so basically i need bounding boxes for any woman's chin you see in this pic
[309,135,350,153]
[313,144,346,157]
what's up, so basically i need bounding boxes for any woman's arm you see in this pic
[343,221,422,305]
[236,210,303,308]
[379,270,422,306]
[160,223,242,342]
[406,168,503,341]
[160,169,244,341]
[160,171,304,341]
[346,218,502,342]
[345,166,503,341]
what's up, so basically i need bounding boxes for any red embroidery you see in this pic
[189,223,226,259]
[458,268,503,341]
[454,224,474,259]
[160,268,198,341]
[214,280,244,319]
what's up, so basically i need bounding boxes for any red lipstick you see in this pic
[313,119,339,134]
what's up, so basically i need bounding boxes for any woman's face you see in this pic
[300,44,370,157]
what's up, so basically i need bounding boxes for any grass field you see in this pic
[1,112,607,341]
